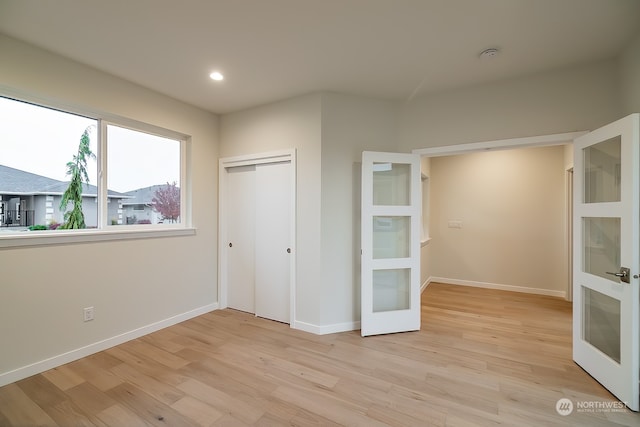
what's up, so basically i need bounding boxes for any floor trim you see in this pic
[0,303,218,387]
[431,277,567,298]
[293,320,361,335]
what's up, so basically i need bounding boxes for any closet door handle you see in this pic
[287,248,291,253]
[229,242,233,248]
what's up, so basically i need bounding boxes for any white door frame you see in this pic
[218,149,297,326]
[412,131,587,157]
[566,167,574,302]
[413,131,586,300]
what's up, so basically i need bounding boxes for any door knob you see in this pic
[606,271,627,277]
[287,248,291,253]
[229,242,232,247]
[606,267,630,284]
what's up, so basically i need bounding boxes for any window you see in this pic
[106,124,181,226]
[0,95,189,244]
[0,97,97,229]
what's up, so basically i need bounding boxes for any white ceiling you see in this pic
[1,0,639,114]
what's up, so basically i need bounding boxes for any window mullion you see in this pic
[181,138,189,227]
[98,120,109,228]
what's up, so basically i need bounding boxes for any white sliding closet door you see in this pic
[226,165,256,314]
[255,161,292,323]
[222,152,294,325]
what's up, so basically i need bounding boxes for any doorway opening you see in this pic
[414,131,586,301]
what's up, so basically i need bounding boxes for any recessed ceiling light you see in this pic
[209,71,224,81]
[479,48,500,59]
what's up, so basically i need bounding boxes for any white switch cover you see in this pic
[448,220,463,229]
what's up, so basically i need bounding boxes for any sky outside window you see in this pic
[0,97,180,193]
[0,97,97,184]
[106,124,180,193]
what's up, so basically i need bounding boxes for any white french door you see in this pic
[573,113,639,411]
[361,151,421,336]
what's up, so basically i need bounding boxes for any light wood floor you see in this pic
[1,283,638,426]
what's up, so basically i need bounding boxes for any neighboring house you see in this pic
[121,184,179,225]
[0,164,128,228]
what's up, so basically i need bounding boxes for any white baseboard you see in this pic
[293,277,432,335]
[293,320,360,335]
[430,277,567,298]
[0,303,218,388]
[421,276,433,293]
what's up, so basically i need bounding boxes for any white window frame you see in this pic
[99,120,188,231]
[0,89,194,249]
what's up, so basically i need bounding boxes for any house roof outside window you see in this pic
[121,184,177,206]
[0,164,130,198]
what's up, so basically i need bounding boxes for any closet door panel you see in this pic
[255,161,291,323]
[226,165,256,313]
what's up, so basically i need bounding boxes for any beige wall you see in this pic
[0,35,219,383]
[428,146,567,295]
[320,93,399,327]
[398,59,623,152]
[619,31,640,115]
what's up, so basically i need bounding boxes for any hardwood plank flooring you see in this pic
[1,282,639,426]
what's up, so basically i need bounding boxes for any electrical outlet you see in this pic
[83,306,94,322]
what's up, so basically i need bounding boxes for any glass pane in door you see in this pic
[373,163,410,205]
[373,216,410,259]
[582,217,620,280]
[583,136,621,203]
[583,287,621,363]
[373,269,410,312]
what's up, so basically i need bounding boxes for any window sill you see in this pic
[0,227,196,249]
[421,237,432,247]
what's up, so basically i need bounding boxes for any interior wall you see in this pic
[319,92,399,328]
[619,31,640,115]
[0,35,219,384]
[219,93,323,328]
[398,59,623,152]
[429,145,567,295]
